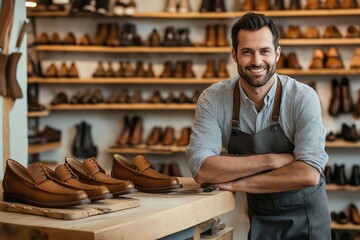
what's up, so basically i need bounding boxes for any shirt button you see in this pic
[271,126,278,132]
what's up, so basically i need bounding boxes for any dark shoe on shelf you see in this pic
[145,63,156,78]
[306,0,321,9]
[64,32,77,45]
[146,126,163,146]
[37,32,50,45]
[272,0,285,10]
[325,47,344,69]
[129,115,143,145]
[286,25,302,38]
[104,62,116,78]
[44,63,58,78]
[217,59,229,78]
[346,25,359,38]
[216,24,229,47]
[117,115,131,145]
[93,23,109,45]
[303,26,319,38]
[324,0,340,9]
[288,0,302,9]
[241,0,253,10]
[205,25,216,47]
[162,126,175,146]
[323,165,334,184]
[341,123,358,142]
[342,0,357,8]
[178,28,192,46]
[350,165,360,186]
[106,23,120,46]
[184,60,196,78]
[309,48,325,69]
[340,77,354,113]
[160,61,174,78]
[92,61,105,78]
[203,60,216,78]
[148,29,162,46]
[79,33,92,45]
[51,92,68,105]
[354,89,360,118]
[68,62,79,78]
[96,0,109,15]
[286,52,302,69]
[333,163,348,185]
[177,126,191,146]
[162,26,178,46]
[328,79,341,116]
[51,32,62,44]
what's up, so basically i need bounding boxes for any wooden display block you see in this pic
[0,191,140,220]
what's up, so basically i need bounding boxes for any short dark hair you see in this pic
[231,12,280,53]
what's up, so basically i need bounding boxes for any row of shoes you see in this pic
[331,203,360,225]
[27,0,67,12]
[36,32,77,45]
[281,25,360,39]
[2,154,182,208]
[165,0,192,13]
[42,62,79,78]
[327,123,360,143]
[324,163,360,186]
[71,0,137,16]
[28,125,61,144]
[116,115,191,147]
[241,0,360,11]
[50,89,200,105]
[198,0,227,12]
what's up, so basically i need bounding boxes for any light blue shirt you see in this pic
[186,74,328,177]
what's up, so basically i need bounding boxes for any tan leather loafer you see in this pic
[112,154,182,192]
[65,156,137,196]
[2,159,90,208]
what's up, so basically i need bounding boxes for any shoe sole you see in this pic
[3,192,90,208]
[135,184,183,193]
[90,193,113,202]
[111,188,138,197]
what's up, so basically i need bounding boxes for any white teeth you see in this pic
[249,68,265,73]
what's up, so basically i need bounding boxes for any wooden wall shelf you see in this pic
[325,140,360,148]
[280,38,360,45]
[277,69,360,76]
[106,145,187,155]
[27,110,50,117]
[28,77,222,84]
[331,222,360,231]
[49,103,196,110]
[28,142,61,154]
[326,184,360,191]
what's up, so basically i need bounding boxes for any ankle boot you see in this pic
[6,53,23,99]
[288,0,302,9]
[81,121,98,157]
[256,0,270,11]
[272,0,285,10]
[178,28,192,46]
[120,23,137,46]
[199,0,212,12]
[0,54,9,96]
[213,0,226,12]
[123,61,134,77]
[104,62,116,77]
[169,163,182,177]
[333,164,348,185]
[286,52,302,69]
[325,47,343,69]
[303,26,319,38]
[148,90,163,103]
[72,122,85,156]
[129,89,142,103]
[45,63,58,78]
[341,123,359,142]
[162,126,175,146]
[118,89,129,103]
[37,33,50,45]
[64,32,77,45]
[79,34,92,45]
[58,62,68,78]
[309,48,325,69]
[340,77,354,113]
[146,127,163,145]
[93,23,109,45]
[346,26,359,38]
[174,61,185,78]
[96,0,109,15]
[177,127,191,146]
[324,165,334,184]
[130,116,143,145]
[134,61,145,77]
[184,60,196,78]
[92,61,105,78]
[216,24,229,47]
[0,0,15,52]
[106,23,120,46]
[68,62,79,78]
[323,26,342,38]
[203,60,216,78]
[325,0,340,9]
[205,25,216,47]
[306,0,321,9]
[354,90,360,118]
[328,79,341,116]
[160,61,174,78]
[148,29,162,46]
[145,63,156,78]
[179,0,191,13]
[163,26,178,46]
[342,0,357,8]
[350,203,360,225]
[117,115,131,145]
[350,165,360,186]
[241,0,254,10]
[165,0,177,13]
[217,59,229,78]
[51,32,62,45]
[350,48,360,69]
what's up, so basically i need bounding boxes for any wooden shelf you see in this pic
[326,184,360,191]
[27,110,50,117]
[28,142,61,154]
[27,9,360,18]
[280,38,360,45]
[32,45,231,53]
[49,103,196,110]
[106,145,187,155]
[331,222,360,231]
[278,68,360,75]
[28,77,222,84]
[325,140,360,148]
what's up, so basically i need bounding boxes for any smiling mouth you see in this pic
[247,67,266,73]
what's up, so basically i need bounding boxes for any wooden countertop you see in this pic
[0,178,235,240]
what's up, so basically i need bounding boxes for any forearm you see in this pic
[194,153,294,184]
[213,160,320,193]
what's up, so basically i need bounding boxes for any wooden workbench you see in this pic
[0,178,235,240]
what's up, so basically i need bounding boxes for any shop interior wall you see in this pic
[30,0,360,239]
[0,0,28,177]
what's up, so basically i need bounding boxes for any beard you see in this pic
[238,63,276,88]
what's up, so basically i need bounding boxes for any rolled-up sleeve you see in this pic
[186,89,223,177]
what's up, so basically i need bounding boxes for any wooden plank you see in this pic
[28,142,61,154]
[280,38,360,45]
[48,103,196,110]
[277,68,360,76]
[325,139,360,148]
[27,110,50,117]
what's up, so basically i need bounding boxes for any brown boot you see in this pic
[116,61,125,77]
[346,26,359,38]
[342,0,357,8]
[68,62,79,78]
[92,62,105,78]
[104,62,116,78]
[37,32,50,45]
[169,163,182,177]
[145,63,156,78]
[325,47,344,68]
[117,115,131,145]
[130,116,143,146]
[309,48,325,69]
[51,32,62,45]
[146,127,162,145]
[134,61,145,77]
[241,0,254,10]
[177,127,191,146]
[217,59,229,78]
[174,61,184,78]
[276,52,286,69]
[160,61,174,78]
[162,127,175,146]
[328,79,341,116]
[79,34,92,45]
[323,26,342,38]
[325,0,340,9]
[123,61,134,77]
[93,23,109,45]
[184,60,196,78]
[64,32,77,45]
[216,24,229,47]
[106,90,118,104]
[350,48,360,69]
[340,77,354,113]
[306,0,321,9]
[178,91,191,103]
[148,90,163,103]
[148,29,162,46]
[288,0,301,9]
[165,91,177,103]
[286,52,302,69]
[272,0,285,10]
[106,23,120,46]
[286,25,302,38]
[354,90,360,118]
[203,60,216,78]
[45,63,58,78]
[303,26,319,38]
[205,25,216,47]
[118,89,129,103]
[256,0,270,11]
[129,89,142,103]
[58,62,68,78]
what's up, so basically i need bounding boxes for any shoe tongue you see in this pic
[27,163,48,184]
[55,164,73,182]
[83,157,101,176]
[133,155,151,173]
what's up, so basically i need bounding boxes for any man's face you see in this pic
[232,26,280,88]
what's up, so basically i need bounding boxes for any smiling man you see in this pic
[186,12,331,239]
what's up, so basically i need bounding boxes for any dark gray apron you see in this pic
[228,79,331,240]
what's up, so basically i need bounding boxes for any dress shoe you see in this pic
[286,25,302,38]
[106,23,120,46]
[148,29,162,46]
[39,125,62,142]
[134,61,145,77]
[93,61,105,78]
[58,62,68,78]
[178,91,192,103]
[147,90,164,103]
[216,24,229,47]
[117,115,131,145]
[112,154,182,192]
[165,0,177,13]
[2,159,89,208]
[340,77,354,113]
[350,165,360,186]
[346,26,359,38]
[199,0,212,12]
[66,156,137,196]
[118,88,129,103]
[309,48,325,69]
[324,0,340,9]
[272,0,285,10]
[306,0,321,9]
[106,90,118,104]
[129,89,142,103]
[162,126,175,146]
[325,47,344,69]
[68,62,79,78]
[160,61,174,78]
[350,48,360,69]
[334,163,348,185]
[51,164,113,201]
[350,203,360,224]
[51,92,68,105]
[217,59,229,78]
[44,63,58,78]
[342,0,357,8]
[123,61,134,77]
[96,0,109,15]
[88,89,104,104]
[334,211,349,224]
[303,26,319,38]
[93,23,109,45]
[177,126,191,146]
[79,34,92,45]
[323,26,342,38]
[178,28,192,46]
[205,25,216,47]
[51,32,61,45]
[241,0,254,10]
[256,0,270,11]
[64,32,77,45]
[104,62,116,78]
[324,165,334,184]
[37,33,50,45]
[203,60,216,78]
[165,91,177,103]
[162,26,178,46]
[146,126,163,145]
[129,116,143,145]
[341,123,358,142]
[286,52,302,69]
[116,61,125,77]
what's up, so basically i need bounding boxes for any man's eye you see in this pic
[242,51,251,55]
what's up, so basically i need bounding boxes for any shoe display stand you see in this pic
[26,1,360,238]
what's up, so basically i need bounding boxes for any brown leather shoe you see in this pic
[272,0,285,10]
[123,61,134,77]
[346,26,359,38]
[118,88,129,103]
[146,126,163,145]
[216,24,229,47]
[309,48,325,69]
[174,61,185,78]
[2,159,90,208]
[79,34,92,45]
[241,0,254,10]
[205,25,216,47]
[350,48,360,69]
[117,115,131,145]
[64,32,77,45]
[328,78,341,116]
[104,62,116,78]
[65,156,137,196]
[129,116,143,145]
[93,23,109,45]
[325,47,344,68]
[50,164,113,201]
[217,59,229,78]
[256,0,270,11]
[112,154,182,192]
[288,0,301,9]
[129,89,142,103]
[325,0,340,9]
[93,62,105,78]
[160,61,174,78]
[323,26,342,38]
[342,0,357,8]
[340,77,354,113]
[184,60,196,78]
[203,60,216,78]
[58,62,68,78]
[51,32,62,45]
[303,26,319,38]
[44,63,58,78]
[134,61,145,77]
[148,29,162,46]
[148,90,164,103]
[68,62,79,78]
[162,126,175,146]
[145,63,156,78]
[106,23,120,46]
[37,32,50,45]
[286,52,302,69]
[177,126,191,146]
[350,203,360,224]
[286,25,302,39]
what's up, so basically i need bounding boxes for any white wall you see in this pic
[0,0,28,178]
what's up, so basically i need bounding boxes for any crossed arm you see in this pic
[195,154,320,193]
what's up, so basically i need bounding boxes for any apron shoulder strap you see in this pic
[272,78,282,122]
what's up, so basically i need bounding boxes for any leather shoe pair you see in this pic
[112,154,182,192]
[2,159,90,208]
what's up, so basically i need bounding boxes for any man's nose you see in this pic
[251,53,262,66]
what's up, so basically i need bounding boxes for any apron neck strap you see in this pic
[232,77,282,128]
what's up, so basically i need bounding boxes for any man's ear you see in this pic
[232,48,238,63]
[275,46,281,62]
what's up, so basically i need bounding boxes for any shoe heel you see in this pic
[3,192,16,202]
